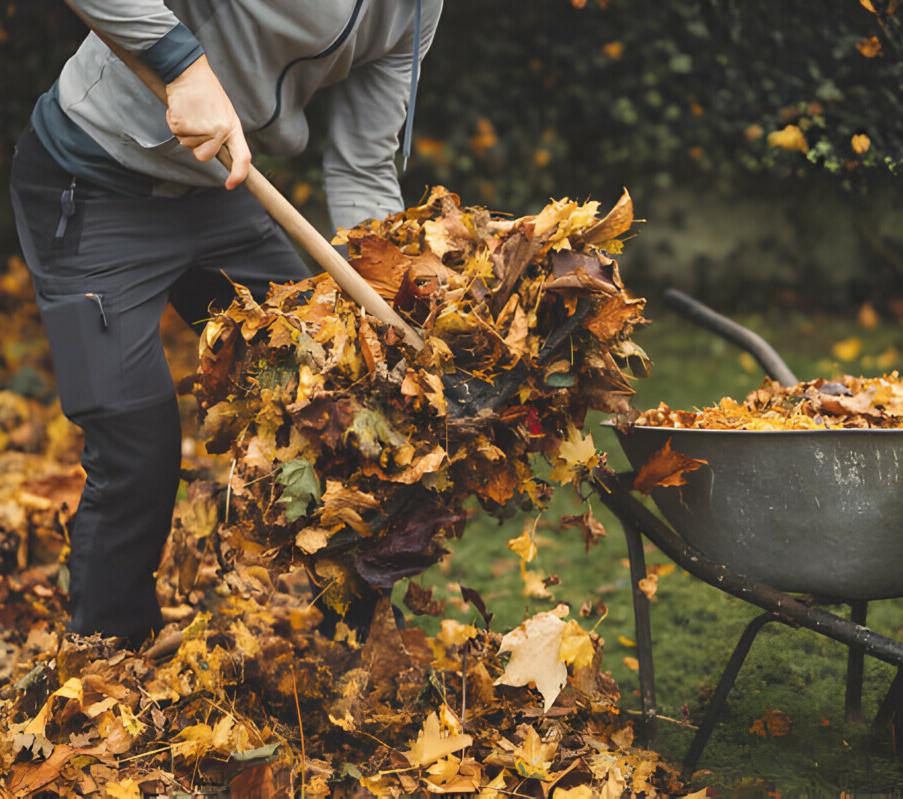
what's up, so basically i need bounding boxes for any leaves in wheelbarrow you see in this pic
[637,373,903,430]
[632,437,708,494]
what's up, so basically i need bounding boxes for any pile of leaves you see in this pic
[636,372,903,430]
[196,185,649,615]
[0,190,697,797]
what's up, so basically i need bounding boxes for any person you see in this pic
[9,0,442,647]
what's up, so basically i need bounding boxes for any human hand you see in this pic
[164,55,251,189]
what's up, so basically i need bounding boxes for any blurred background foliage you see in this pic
[2,0,902,311]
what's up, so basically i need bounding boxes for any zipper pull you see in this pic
[84,292,108,329]
[54,176,77,241]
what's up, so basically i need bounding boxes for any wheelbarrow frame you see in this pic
[594,289,903,777]
[591,470,903,776]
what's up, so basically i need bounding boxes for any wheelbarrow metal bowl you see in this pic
[608,424,903,600]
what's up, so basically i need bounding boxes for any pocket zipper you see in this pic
[54,176,77,242]
[83,292,108,329]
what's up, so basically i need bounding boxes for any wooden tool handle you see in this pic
[63,1,424,349]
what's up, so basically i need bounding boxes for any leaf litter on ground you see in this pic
[0,189,692,796]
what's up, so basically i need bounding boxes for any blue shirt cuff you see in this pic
[139,22,205,85]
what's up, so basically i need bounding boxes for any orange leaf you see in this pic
[632,438,707,494]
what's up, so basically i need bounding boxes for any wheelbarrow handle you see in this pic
[663,289,798,387]
[63,1,424,350]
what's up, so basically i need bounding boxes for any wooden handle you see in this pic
[63,1,424,349]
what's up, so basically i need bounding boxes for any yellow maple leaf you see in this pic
[104,779,142,799]
[172,723,214,761]
[404,711,473,768]
[558,426,598,468]
[513,725,558,780]
[437,618,478,649]
[506,518,538,565]
[550,425,599,484]
[559,619,595,670]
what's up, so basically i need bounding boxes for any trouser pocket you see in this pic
[36,289,122,418]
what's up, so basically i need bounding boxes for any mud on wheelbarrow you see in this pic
[595,289,903,778]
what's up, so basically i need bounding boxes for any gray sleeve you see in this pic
[69,1,205,83]
[323,1,442,231]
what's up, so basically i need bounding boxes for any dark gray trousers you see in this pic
[10,126,313,643]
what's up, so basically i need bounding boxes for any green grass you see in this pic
[395,310,903,796]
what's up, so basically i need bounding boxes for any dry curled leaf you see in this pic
[632,438,708,494]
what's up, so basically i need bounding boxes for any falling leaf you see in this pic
[559,509,606,551]
[767,124,808,153]
[638,573,659,600]
[857,35,882,57]
[832,336,862,362]
[437,619,478,649]
[404,582,445,617]
[632,438,707,494]
[623,656,639,672]
[858,301,879,328]
[749,708,792,737]
[507,519,538,565]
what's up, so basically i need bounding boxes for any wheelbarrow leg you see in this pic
[874,666,903,757]
[683,612,780,777]
[845,600,868,722]
[623,521,657,745]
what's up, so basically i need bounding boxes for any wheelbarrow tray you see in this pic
[607,424,903,600]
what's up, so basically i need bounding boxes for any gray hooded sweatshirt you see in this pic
[33,0,442,229]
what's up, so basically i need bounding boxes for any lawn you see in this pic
[396,304,903,796]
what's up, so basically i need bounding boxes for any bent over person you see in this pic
[9,0,442,646]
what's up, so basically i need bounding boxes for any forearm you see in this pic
[68,1,204,83]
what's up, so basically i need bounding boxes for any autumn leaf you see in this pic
[832,336,862,361]
[767,124,809,153]
[559,619,595,670]
[632,437,707,494]
[638,573,658,600]
[511,725,557,780]
[437,618,478,649]
[495,605,569,712]
[749,708,792,738]
[104,778,142,799]
[277,458,321,522]
[549,425,600,484]
[857,35,882,57]
[579,188,634,246]
[404,712,473,768]
[554,786,594,799]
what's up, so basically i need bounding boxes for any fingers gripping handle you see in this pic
[663,289,798,387]
[63,0,425,350]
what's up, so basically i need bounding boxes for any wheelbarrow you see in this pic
[595,289,903,776]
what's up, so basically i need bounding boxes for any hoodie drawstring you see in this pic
[401,0,422,172]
